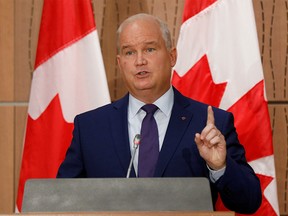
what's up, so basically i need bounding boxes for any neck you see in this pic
[131,86,171,104]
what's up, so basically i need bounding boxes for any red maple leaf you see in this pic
[172,54,227,107]
[17,94,74,211]
[227,80,273,161]
[216,174,276,216]
[253,174,277,216]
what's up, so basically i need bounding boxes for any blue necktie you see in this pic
[138,104,159,177]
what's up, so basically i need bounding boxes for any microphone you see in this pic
[126,134,141,178]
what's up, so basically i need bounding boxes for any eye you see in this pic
[125,50,134,56]
[146,47,156,53]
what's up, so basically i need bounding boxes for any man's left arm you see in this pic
[195,106,262,214]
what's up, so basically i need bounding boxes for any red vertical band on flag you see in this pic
[182,0,216,22]
[35,0,96,69]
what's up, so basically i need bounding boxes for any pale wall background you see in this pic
[0,0,287,215]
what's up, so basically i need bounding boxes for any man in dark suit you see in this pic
[57,13,262,214]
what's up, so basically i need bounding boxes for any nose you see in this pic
[135,52,147,66]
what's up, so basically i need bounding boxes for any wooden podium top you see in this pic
[5,211,235,216]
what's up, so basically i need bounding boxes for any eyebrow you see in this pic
[121,41,159,51]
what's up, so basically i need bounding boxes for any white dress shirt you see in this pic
[128,87,174,175]
[127,86,225,181]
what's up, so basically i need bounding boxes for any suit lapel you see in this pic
[109,89,195,178]
[154,89,194,177]
[109,94,136,177]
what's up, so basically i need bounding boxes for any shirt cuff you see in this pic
[207,165,226,183]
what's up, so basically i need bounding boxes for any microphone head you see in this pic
[133,134,141,146]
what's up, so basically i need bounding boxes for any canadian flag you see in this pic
[16,0,110,212]
[172,0,279,215]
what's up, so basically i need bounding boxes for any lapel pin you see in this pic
[181,116,186,120]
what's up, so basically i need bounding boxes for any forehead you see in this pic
[119,19,164,48]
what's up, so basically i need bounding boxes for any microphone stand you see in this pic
[126,134,140,178]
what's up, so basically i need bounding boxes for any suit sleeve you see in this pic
[213,111,262,214]
[57,116,86,178]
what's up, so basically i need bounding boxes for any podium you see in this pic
[14,212,235,216]
[21,178,234,216]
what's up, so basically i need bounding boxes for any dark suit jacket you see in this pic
[57,88,262,214]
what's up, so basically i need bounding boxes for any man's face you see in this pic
[117,18,177,102]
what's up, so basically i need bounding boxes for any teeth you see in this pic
[138,71,147,75]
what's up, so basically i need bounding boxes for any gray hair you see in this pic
[116,13,172,52]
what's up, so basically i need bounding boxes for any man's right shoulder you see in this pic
[76,103,114,119]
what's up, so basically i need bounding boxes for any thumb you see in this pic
[194,133,202,145]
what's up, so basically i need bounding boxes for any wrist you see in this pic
[207,162,226,171]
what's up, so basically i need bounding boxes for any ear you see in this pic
[116,55,122,70]
[116,54,120,65]
[169,47,177,67]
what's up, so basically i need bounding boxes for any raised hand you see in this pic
[194,106,226,170]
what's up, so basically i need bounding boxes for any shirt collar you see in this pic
[128,86,174,118]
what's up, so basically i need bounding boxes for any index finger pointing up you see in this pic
[207,106,215,125]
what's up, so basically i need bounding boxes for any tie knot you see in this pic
[142,104,158,114]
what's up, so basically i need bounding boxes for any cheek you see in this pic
[119,60,126,68]
[119,62,134,80]
[119,61,128,75]
[120,59,133,70]
[153,57,172,72]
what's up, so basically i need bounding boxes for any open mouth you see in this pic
[136,71,148,75]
